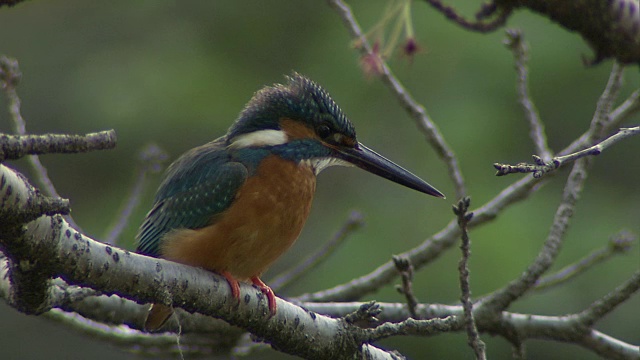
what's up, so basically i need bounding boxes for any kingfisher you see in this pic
[135,73,444,330]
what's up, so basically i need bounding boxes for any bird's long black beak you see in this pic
[333,142,445,198]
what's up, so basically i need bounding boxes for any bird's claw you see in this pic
[251,276,277,316]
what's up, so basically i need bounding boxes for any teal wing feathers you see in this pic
[135,140,248,257]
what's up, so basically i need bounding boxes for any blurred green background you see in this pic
[1,1,638,359]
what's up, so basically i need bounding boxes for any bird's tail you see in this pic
[144,303,174,331]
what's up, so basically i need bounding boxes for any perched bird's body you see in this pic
[136,74,444,330]
[157,142,315,279]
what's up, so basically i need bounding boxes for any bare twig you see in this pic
[494,126,640,177]
[103,144,168,245]
[392,255,419,319]
[296,173,543,303]
[534,230,636,291]
[578,270,640,327]
[0,56,118,231]
[481,64,628,312]
[504,29,552,162]
[589,63,625,140]
[485,156,591,312]
[495,63,632,178]
[1,56,64,202]
[363,316,458,342]
[327,0,466,199]
[453,197,485,360]
[0,132,117,161]
[609,90,640,124]
[344,301,382,325]
[564,88,639,157]
[269,211,364,292]
[422,0,512,33]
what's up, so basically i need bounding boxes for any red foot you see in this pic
[221,270,240,302]
[251,276,277,316]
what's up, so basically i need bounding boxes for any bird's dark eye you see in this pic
[317,124,331,139]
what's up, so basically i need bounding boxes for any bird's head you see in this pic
[226,73,444,198]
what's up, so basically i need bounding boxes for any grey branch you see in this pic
[453,197,485,360]
[0,56,93,232]
[0,164,413,360]
[392,255,420,319]
[103,144,168,245]
[504,29,552,162]
[327,0,466,199]
[494,126,640,177]
[484,152,591,312]
[363,316,458,342]
[482,64,630,313]
[578,270,640,327]
[534,230,636,291]
[0,131,117,161]
[5,257,637,360]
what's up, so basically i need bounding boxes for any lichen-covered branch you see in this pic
[0,132,117,161]
[1,56,116,231]
[0,163,429,360]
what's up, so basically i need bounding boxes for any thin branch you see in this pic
[578,270,640,327]
[344,301,382,325]
[103,144,168,245]
[534,230,636,291]
[305,301,640,359]
[45,309,239,358]
[1,56,65,203]
[504,29,552,162]
[481,64,628,312]
[0,132,117,161]
[453,197,485,360]
[296,174,542,303]
[608,90,640,124]
[327,0,466,199]
[269,211,364,292]
[494,126,640,177]
[483,157,591,312]
[564,88,639,157]
[362,316,458,343]
[422,0,513,33]
[0,56,117,231]
[392,255,419,319]
[589,63,625,140]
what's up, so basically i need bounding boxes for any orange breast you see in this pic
[160,155,316,280]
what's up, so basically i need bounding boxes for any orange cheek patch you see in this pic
[280,118,318,140]
[340,136,356,147]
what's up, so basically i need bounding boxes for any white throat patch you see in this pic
[303,157,352,175]
[229,129,288,149]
